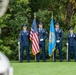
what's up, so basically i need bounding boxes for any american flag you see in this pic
[30,18,40,55]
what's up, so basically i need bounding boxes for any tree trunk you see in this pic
[66,0,73,27]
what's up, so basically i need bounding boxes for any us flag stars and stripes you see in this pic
[30,18,40,55]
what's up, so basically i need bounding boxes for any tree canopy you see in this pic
[0,0,76,60]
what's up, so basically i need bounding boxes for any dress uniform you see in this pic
[18,24,30,62]
[36,22,48,62]
[67,27,76,62]
[54,22,63,62]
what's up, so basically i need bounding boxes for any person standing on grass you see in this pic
[18,24,30,62]
[36,22,48,62]
[66,27,76,62]
[54,22,63,62]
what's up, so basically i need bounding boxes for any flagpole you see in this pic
[52,12,53,18]
[52,12,55,62]
[34,13,36,61]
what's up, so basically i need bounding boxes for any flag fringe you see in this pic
[32,50,40,55]
[49,45,56,57]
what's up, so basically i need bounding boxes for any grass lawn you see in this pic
[11,61,76,75]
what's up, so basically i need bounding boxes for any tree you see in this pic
[0,0,76,59]
[66,0,76,27]
[29,0,76,27]
[0,0,31,59]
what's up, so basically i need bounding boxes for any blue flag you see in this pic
[48,16,56,55]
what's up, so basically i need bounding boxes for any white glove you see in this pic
[66,43,68,46]
[56,40,60,43]
[18,42,20,45]
[40,39,44,41]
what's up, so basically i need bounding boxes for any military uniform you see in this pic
[18,24,30,62]
[54,22,63,62]
[36,22,48,62]
[67,28,76,61]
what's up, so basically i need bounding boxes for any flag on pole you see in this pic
[48,16,56,55]
[30,18,40,55]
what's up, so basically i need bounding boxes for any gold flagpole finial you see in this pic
[34,13,36,18]
[52,12,53,18]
